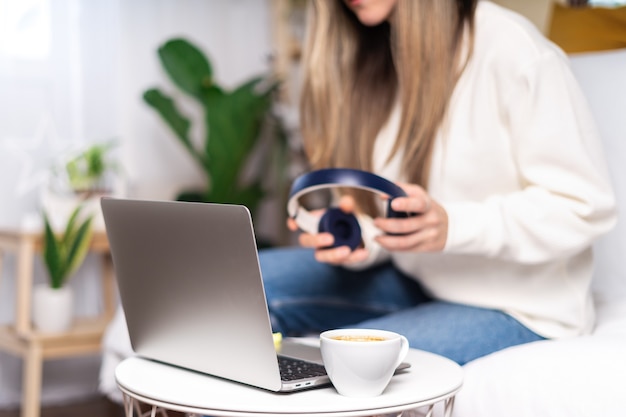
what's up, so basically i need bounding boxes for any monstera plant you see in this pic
[143,38,287,217]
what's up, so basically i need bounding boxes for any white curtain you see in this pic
[0,0,273,407]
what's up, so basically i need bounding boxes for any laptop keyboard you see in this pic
[278,356,327,381]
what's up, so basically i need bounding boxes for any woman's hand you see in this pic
[374,183,448,252]
[287,196,369,265]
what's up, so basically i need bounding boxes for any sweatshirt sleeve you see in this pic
[443,50,617,264]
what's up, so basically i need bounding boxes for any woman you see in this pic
[259,0,617,365]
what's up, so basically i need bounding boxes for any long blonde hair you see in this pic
[300,0,477,213]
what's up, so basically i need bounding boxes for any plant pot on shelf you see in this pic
[42,140,123,231]
[37,204,94,333]
[32,284,74,333]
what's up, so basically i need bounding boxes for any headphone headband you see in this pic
[287,168,408,250]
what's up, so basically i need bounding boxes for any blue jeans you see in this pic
[259,247,544,365]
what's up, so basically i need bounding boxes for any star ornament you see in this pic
[3,114,80,198]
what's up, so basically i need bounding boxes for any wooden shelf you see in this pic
[0,317,108,358]
[0,228,116,417]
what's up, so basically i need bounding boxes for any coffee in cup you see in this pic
[330,335,387,342]
[320,328,409,397]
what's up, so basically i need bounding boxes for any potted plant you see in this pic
[33,205,94,332]
[143,38,288,219]
[64,141,118,198]
[42,141,120,231]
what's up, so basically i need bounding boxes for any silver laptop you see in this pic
[100,197,330,392]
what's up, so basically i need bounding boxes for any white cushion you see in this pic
[454,335,626,417]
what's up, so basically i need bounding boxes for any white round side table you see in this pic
[115,348,463,417]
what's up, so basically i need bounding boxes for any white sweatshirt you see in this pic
[356,1,617,338]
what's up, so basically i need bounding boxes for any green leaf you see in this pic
[202,92,242,200]
[65,141,118,192]
[158,38,213,100]
[62,206,82,247]
[143,89,194,152]
[200,77,275,203]
[65,216,94,279]
[41,205,94,289]
[43,213,64,289]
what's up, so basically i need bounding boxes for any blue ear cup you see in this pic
[317,208,362,251]
[287,168,412,251]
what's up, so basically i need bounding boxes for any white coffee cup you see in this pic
[320,328,409,397]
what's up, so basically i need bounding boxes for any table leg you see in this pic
[411,405,432,417]
[398,398,455,417]
[122,393,181,417]
[122,393,134,417]
[443,396,455,417]
[21,343,43,417]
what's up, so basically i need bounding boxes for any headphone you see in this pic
[287,168,411,251]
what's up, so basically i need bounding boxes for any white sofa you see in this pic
[99,48,626,416]
[453,48,626,417]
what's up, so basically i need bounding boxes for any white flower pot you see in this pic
[32,284,74,333]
